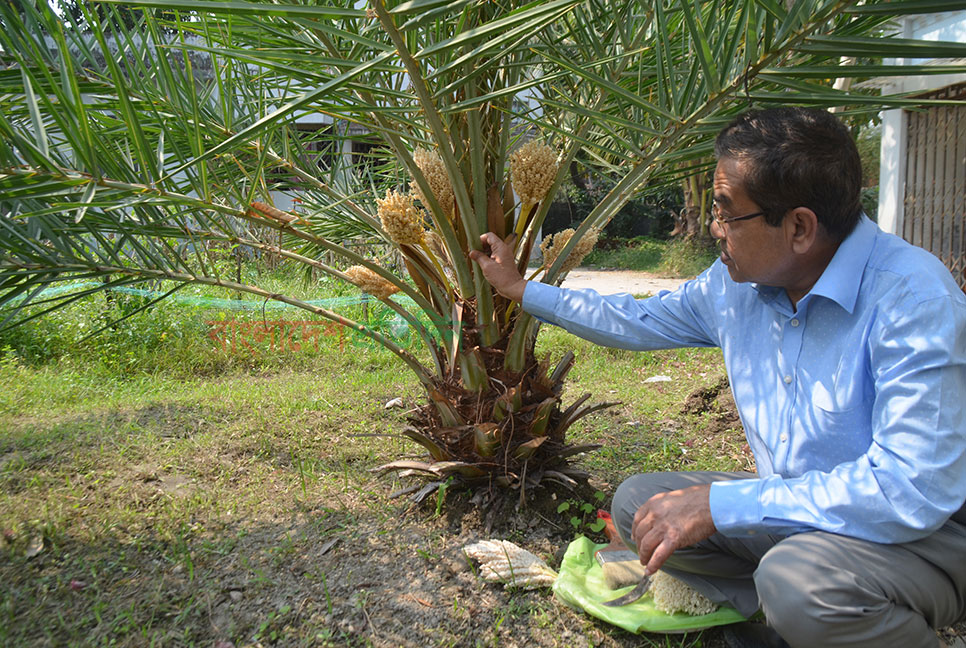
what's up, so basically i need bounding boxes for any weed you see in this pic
[254,603,293,643]
[556,490,608,535]
[320,569,334,615]
[434,476,454,517]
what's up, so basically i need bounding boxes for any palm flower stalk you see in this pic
[510,141,560,264]
[540,228,601,278]
[344,265,401,300]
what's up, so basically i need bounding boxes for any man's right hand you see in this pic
[469,232,527,303]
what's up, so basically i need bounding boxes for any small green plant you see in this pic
[319,570,334,616]
[556,490,608,534]
[434,476,454,518]
[253,604,292,643]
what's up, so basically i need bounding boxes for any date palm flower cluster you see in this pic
[410,148,455,219]
[334,138,612,506]
[540,227,601,275]
[510,141,559,209]
[376,190,427,247]
[344,266,401,300]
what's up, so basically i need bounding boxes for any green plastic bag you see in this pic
[552,536,746,634]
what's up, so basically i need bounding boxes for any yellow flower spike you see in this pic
[418,232,453,294]
[344,265,401,300]
[541,228,600,275]
[376,190,426,246]
[509,140,559,208]
[423,230,448,265]
[410,148,454,219]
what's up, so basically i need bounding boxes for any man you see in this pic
[471,107,966,648]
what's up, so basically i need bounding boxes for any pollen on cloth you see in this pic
[462,539,557,589]
[649,570,718,616]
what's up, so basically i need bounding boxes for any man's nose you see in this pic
[710,218,726,240]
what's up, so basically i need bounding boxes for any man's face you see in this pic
[711,157,792,287]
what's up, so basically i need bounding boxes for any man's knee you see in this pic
[753,541,825,644]
[752,535,930,648]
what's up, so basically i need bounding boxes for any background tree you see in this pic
[3,0,966,506]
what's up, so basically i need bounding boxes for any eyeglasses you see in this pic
[711,200,766,225]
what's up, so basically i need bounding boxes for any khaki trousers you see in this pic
[611,471,966,648]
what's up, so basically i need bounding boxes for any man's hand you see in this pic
[468,232,527,302]
[631,484,716,574]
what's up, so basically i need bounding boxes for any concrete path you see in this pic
[558,268,691,296]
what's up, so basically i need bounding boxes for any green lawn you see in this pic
[583,236,719,277]
[0,260,748,647]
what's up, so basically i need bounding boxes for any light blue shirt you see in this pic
[523,217,966,542]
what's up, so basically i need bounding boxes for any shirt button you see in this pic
[783,375,792,384]
[790,318,800,327]
[780,433,788,442]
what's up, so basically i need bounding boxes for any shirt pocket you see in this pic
[803,384,872,467]
[810,401,868,433]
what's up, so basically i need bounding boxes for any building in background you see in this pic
[877,10,966,290]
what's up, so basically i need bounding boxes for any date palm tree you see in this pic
[2,0,965,504]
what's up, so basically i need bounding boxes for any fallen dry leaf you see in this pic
[25,535,44,559]
[407,594,435,607]
[319,537,340,556]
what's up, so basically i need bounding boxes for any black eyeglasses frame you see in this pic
[711,200,767,225]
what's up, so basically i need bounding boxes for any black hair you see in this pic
[714,107,863,241]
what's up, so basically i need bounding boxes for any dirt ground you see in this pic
[192,379,747,647]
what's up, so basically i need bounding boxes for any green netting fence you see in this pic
[23,281,424,352]
[33,281,413,312]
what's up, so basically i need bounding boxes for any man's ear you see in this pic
[785,207,820,254]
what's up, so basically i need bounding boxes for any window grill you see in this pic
[902,82,966,291]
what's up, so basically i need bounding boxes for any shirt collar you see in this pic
[807,215,877,314]
[752,215,878,315]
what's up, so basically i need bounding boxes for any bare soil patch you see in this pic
[560,269,686,296]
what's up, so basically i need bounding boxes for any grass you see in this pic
[584,236,719,278]
[0,251,744,647]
